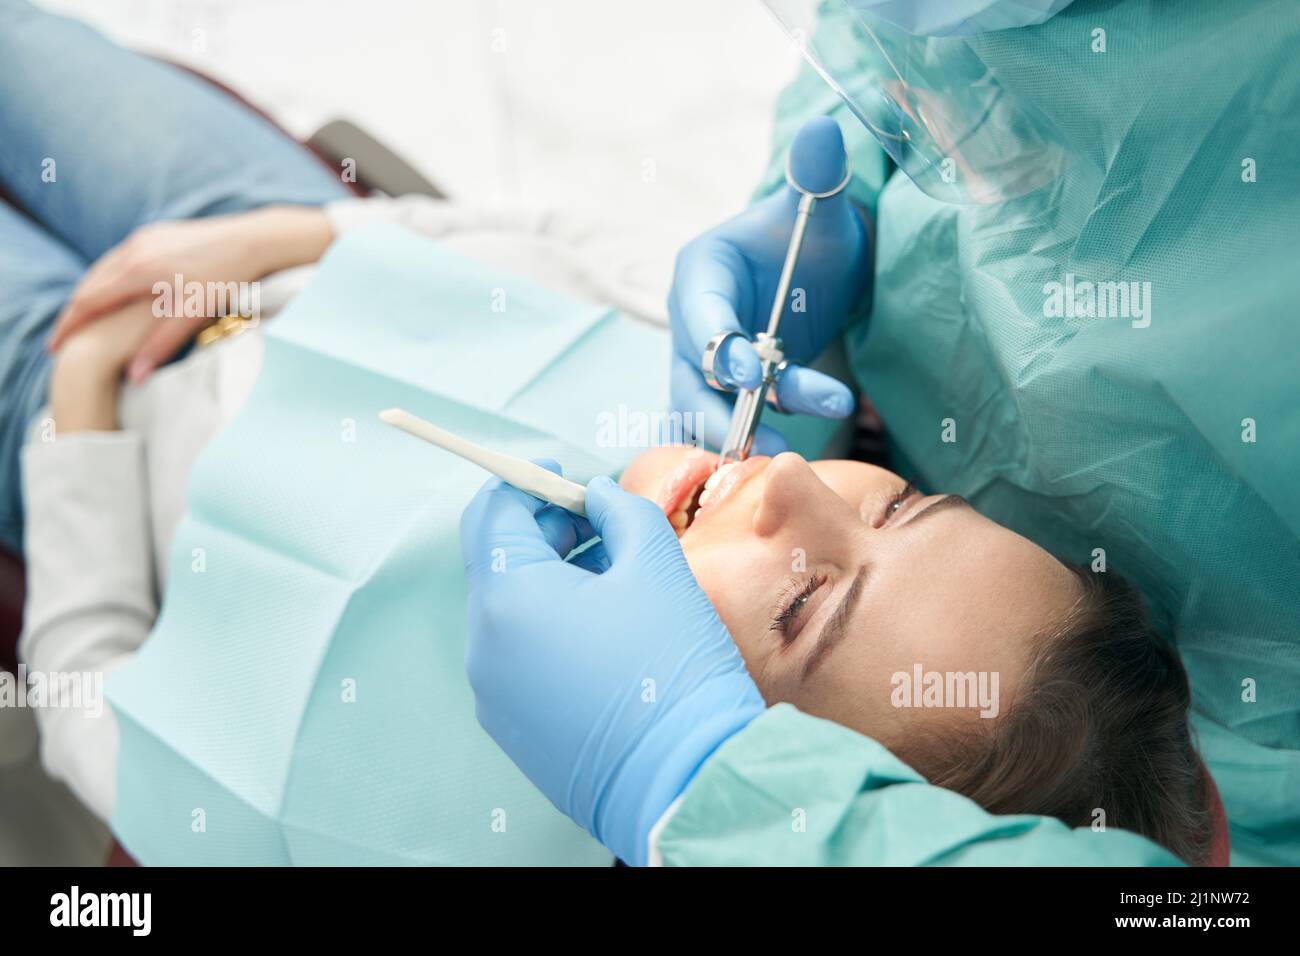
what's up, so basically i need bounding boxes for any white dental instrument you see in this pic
[379,408,587,517]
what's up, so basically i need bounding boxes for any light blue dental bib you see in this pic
[107,226,671,865]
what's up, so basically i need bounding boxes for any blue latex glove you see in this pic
[460,464,766,866]
[669,116,870,454]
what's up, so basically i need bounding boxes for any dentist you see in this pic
[460,0,1299,866]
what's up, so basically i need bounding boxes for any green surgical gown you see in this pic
[657,0,1300,866]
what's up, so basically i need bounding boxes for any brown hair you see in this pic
[897,565,1213,865]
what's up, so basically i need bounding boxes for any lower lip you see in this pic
[689,455,770,530]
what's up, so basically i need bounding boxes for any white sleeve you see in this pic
[18,429,156,822]
[646,796,684,867]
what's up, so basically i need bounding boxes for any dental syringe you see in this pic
[703,117,852,467]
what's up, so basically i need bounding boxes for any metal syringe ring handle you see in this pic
[717,333,786,464]
[700,330,748,393]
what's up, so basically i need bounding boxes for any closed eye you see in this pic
[859,481,970,530]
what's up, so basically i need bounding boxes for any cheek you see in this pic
[784,643,912,744]
[682,540,772,658]
[809,461,899,512]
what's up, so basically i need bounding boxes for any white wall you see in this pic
[37,0,803,241]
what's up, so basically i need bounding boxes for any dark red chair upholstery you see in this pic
[0,546,21,676]
[1202,761,1231,866]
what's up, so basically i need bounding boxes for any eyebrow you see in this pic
[801,494,973,682]
[801,564,869,682]
[901,493,971,528]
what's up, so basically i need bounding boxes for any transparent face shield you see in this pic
[761,0,1072,204]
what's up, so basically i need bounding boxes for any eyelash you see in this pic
[878,480,918,526]
[770,572,827,641]
[768,481,917,640]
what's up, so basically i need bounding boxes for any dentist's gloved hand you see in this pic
[460,466,765,866]
[670,116,870,454]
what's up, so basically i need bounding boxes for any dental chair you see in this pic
[0,547,20,678]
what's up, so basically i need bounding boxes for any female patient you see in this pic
[5,1,1210,863]
[619,447,1212,863]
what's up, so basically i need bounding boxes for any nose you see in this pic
[752,452,859,539]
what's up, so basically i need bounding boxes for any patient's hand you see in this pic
[47,205,334,383]
[48,300,157,432]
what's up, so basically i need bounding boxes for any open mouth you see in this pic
[667,479,707,535]
[661,458,745,538]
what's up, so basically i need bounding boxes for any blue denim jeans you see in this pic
[0,0,351,552]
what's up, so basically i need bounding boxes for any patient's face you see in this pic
[619,447,1081,750]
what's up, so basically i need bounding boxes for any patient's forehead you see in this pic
[862,519,1079,671]
[793,507,1078,708]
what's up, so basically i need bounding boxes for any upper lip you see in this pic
[690,456,769,531]
[658,452,770,535]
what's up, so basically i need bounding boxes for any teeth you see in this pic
[669,461,739,537]
[704,462,738,493]
[697,462,740,508]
